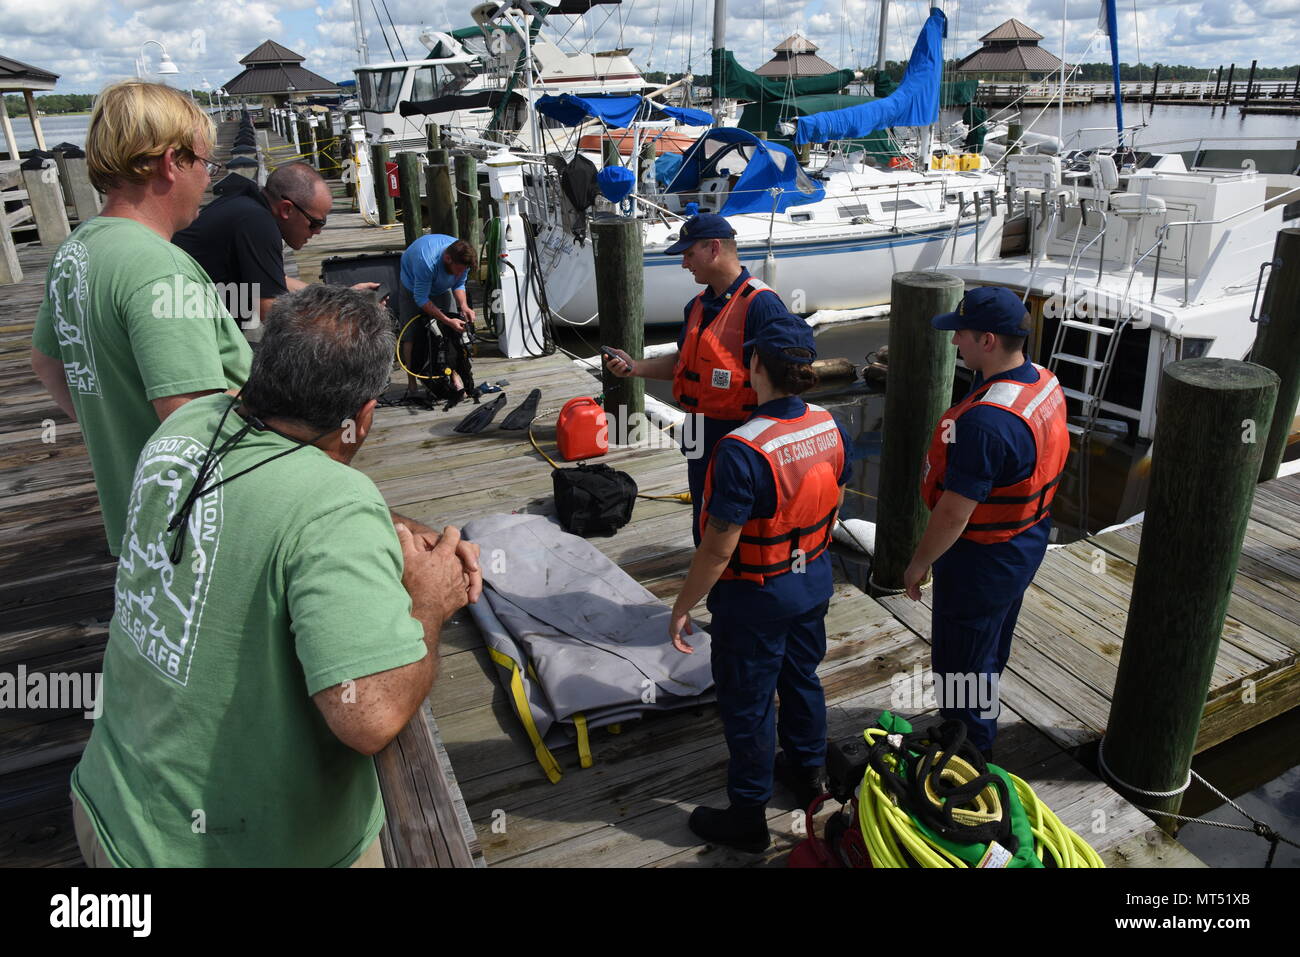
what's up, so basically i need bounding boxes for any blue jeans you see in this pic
[709,602,829,807]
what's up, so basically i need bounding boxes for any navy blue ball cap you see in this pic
[664,212,736,255]
[932,286,1030,336]
[743,312,817,364]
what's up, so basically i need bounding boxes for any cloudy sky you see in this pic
[4,0,1297,95]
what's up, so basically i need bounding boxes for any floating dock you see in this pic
[3,121,1297,867]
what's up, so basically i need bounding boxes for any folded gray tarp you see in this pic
[463,513,714,782]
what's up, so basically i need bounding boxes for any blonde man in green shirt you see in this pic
[71,285,477,867]
[30,80,253,556]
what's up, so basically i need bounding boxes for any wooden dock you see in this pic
[3,121,1296,868]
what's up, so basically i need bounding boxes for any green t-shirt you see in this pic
[71,395,428,866]
[32,217,253,556]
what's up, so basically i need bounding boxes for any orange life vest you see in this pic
[702,404,845,585]
[921,364,1069,544]
[672,276,769,420]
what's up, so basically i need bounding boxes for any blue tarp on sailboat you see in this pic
[535,93,712,128]
[665,127,824,216]
[794,7,948,145]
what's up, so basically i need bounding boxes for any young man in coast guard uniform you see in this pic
[904,286,1069,757]
[603,213,788,541]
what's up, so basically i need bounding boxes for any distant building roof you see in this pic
[754,34,840,78]
[225,40,339,96]
[222,63,341,96]
[0,55,59,90]
[239,40,306,66]
[957,19,1063,75]
[979,19,1044,43]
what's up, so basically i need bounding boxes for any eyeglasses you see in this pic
[189,152,224,178]
[289,198,327,231]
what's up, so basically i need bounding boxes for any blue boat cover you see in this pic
[795,8,947,145]
[597,165,636,202]
[536,93,712,128]
[665,127,824,215]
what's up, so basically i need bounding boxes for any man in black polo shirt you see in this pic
[174,163,348,327]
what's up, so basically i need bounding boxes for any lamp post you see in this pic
[137,40,180,83]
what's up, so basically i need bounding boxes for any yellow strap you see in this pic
[488,648,562,784]
[608,723,622,735]
[573,713,593,769]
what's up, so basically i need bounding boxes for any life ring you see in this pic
[888,156,914,170]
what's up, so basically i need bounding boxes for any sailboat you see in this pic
[524,6,1009,326]
[934,0,1300,529]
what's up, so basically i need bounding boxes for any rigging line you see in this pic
[380,0,408,60]
[1131,0,1146,125]
[369,0,396,61]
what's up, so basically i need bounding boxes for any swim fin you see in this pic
[499,388,541,430]
[453,393,507,434]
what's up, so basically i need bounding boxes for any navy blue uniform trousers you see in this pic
[708,601,830,807]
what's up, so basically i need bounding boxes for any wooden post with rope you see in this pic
[455,154,480,258]
[592,216,645,437]
[398,152,424,247]
[426,161,458,238]
[1101,359,1278,832]
[870,271,962,594]
[1252,227,1300,482]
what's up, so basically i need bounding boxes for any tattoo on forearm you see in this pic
[708,516,736,533]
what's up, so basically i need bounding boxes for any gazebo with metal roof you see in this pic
[955,19,1065,80]
[222,40,341,110]
[754,34,841,79]
[1,55,58,160]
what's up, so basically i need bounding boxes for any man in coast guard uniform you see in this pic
[603,213,788,541]
[904,286,1069,757]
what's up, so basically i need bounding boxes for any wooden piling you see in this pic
[455,155,480,256]
[1253,228,1300,482]
[1007,122,1022,155]
[372,144,394,226]
[1242,60,1258,111]
[1102,359,1278,829]
[639,139,657,197]
[426,122,442,151]
[1223,63,1236,110]
[870,271,963,593]
[1212,65,1223,101]
[426,162,458,238]
[296,119,314,166]
[601,139,620,170]
[21,165,70,246]
[398,152,424,247]
[54,148,101,223]
[1148,65,1161,108]
[592,217,645,432]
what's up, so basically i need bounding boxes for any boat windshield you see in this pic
[359,68,406,112]
[410,63,476,101]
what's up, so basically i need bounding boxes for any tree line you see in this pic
[4,90,222,115]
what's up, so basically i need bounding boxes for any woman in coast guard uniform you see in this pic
[668,314,852,852]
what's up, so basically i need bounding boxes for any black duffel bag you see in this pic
[552,463,637,537]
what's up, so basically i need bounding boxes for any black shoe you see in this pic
[774,751,830,810]
[688,804,771,853]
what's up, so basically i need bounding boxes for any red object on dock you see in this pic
[385,161,400,197]
[557,397,608,461]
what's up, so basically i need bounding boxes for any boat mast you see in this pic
[713,0,728,124]
[1103,0,1124,148]
[353,0,370,65]
[876,0,889,77]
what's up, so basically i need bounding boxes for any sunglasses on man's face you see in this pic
[289,198,327,231]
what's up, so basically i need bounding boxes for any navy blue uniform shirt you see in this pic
[704,396,853,624]
[932,359,1051,615]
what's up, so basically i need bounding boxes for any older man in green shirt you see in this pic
[70,285,478,867]
[29,80,253,556]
